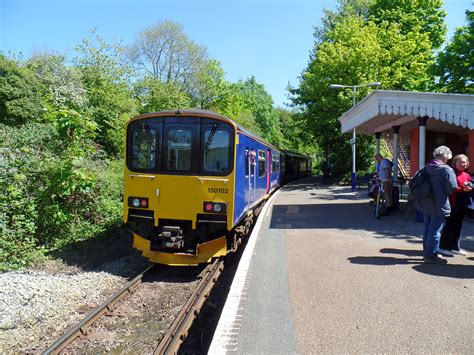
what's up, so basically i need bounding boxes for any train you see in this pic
[123,109,311,265]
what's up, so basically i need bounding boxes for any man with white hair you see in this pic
[415,145,458,264]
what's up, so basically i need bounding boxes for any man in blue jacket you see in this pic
[415,146,458,264]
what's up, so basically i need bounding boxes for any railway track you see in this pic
[155,258,224,354]
[42,259,224,354]
[43,264,155,354]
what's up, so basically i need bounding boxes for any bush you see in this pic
[0,123,58,270]
[0,122,125,270]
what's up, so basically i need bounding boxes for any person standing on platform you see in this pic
[438,154,471,256]
[416,146,458,264]
[375,153,393,215]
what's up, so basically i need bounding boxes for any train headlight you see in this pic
[128,197,149,209]
[203,202,226,214]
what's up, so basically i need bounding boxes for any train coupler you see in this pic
[158,226,184,250]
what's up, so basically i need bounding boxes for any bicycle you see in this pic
[369,177,385,219]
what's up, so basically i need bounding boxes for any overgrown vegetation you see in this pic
[1,2,472,270]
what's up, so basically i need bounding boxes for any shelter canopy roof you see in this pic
[338,90,474,136]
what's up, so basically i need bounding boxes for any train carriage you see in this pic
[123,109,284,265]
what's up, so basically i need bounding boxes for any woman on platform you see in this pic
[438,154,471,256]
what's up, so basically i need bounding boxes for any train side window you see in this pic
[258,150,265,178]
[166,128,192,171]
[130,123,158,170]
[272,153,280,173]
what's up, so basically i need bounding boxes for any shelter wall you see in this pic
[409,128,472,175]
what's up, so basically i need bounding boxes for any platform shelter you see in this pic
[338,90,474,178]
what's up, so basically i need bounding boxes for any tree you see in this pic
[436,10,474,94]
[235,76,282,145]
[291,0,444,177]
[0,54,46,126]
[129,21,207,91]
[317,0,447,49]
[134,74,191,113]
[75,32,138,155]
[27,53,87,110]
[369,0,447,50]
[189,59,227,110]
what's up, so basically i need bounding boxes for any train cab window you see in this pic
[258,150,266,178]
[272,154,280,173]
[203,125,230,173]
[166,128,192,171]
[130,122,158,171]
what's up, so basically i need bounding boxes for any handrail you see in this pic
[196,177,229,184]
[128,174,156,179]
[383,138,410,180]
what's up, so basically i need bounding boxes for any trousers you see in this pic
[439,208,465,251]
[422,213,446,257]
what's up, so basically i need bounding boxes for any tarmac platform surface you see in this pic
[209,176,474,354]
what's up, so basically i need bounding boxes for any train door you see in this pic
[266,149,271,193]
[247,149,256,208]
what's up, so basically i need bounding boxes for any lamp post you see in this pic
[329,82,381,192]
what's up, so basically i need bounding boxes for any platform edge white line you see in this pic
[208,190,280,354]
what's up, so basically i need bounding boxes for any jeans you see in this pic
[422,213,446,257]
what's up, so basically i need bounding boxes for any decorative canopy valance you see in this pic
[338,90,474,134]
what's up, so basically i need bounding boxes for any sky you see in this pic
[1,0,472,107]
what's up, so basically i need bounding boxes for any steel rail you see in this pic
[154,258,224,355]
[42,264,155,355]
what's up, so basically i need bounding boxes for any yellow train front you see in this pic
[123,109,282,265]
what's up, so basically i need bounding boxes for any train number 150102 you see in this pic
[208,187,229,194]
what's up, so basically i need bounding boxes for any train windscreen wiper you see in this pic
[204,123,218,154]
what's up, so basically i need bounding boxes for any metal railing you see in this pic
[383,137,411,181]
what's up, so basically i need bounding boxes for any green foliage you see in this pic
[0,121,124,270]
[129,20,207,90]
[27,53,88,110]
[190,60,227,110]
[75,31,138,156]
[134,75,191,112]
[36,155,123,248]
[0,54,47,126]
[369,0,447,49]
[291,0,448,177]
[233,77,283,145]
[436,10,474,94]
[0,123,57,270]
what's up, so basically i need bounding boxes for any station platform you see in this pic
[209,176,474,354]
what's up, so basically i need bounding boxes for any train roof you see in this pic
[129,109,280,151]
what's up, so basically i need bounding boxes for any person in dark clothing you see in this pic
[322,160,330,181]
[375,153,393,215]
[415,146,458,264]
[438,154,471,256]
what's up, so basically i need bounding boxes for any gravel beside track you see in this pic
[0,268,127,352]
[0,230,213,354]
